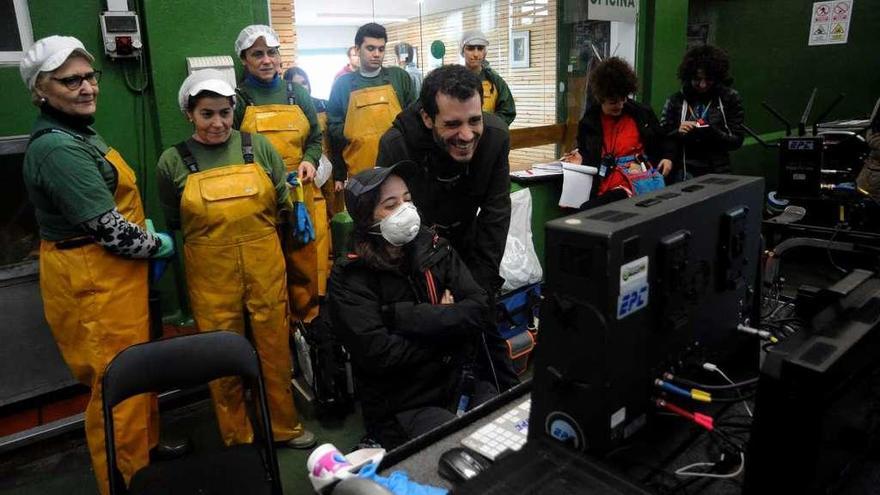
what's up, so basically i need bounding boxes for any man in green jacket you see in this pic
[461,30,516,126]
[326,22,417,192]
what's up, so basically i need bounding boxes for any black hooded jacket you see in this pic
[328,228,491,431]
[376,103,512,296]
[660,85,745,175]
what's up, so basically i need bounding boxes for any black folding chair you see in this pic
[102,331,283,495]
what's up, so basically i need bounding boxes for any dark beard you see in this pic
[431,127,480,166]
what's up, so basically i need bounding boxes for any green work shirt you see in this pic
[233,78,324,167]
[156,130,291,230]
[23,112,119,241]
[326,66,417,170]
[481,67,516,126]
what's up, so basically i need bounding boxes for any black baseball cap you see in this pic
[344,161,418,214]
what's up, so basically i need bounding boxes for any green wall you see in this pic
[691,0,880,183]
[638,0,689,110]
[0,0,269,320]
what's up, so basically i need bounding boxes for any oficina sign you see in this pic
[589,0,639,23]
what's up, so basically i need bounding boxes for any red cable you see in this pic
[425,270,438,304]
[656,399,714,431]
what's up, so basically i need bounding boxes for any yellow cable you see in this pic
[691,389,712,403]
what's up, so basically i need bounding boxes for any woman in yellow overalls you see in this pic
[233,24,328,323]
[156,70,315,449]
[20,36,175,495]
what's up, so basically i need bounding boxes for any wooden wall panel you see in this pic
[270,0,297,67]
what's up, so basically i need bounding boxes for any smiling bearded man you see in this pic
[376,63,517,390]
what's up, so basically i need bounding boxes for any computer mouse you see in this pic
[437,447,491,484]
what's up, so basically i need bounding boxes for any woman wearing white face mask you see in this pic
[329,161,498,448]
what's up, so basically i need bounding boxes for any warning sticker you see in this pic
[809,0,852,45]
[814,3,830,21]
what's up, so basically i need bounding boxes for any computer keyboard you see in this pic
[461,398,530,461]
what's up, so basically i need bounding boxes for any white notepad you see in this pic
[559,163,599,208]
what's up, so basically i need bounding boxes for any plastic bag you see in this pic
[500,188,543,292]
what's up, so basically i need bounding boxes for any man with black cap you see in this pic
[328,163,498,448]
[461,30,515,125]
[376,64,517,389]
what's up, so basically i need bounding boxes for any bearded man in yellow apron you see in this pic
[232,25,327,323]
[461,30,516,126]
[326,22,417,193]
[20,36,176,495]
[156,70,316,449]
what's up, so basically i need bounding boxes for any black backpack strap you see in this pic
[240,132,254,164]
[286,81,297,106]
[174,141,200,173]
[28,128,85,147]
[235,87,255,107]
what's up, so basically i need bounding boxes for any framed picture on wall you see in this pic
[510,30,530,68]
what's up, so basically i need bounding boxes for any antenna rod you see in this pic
[812,93,846,135]
[742,124,779,148]
[762,101,792,136]
[798,88,817,136]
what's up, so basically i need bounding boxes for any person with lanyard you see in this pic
[20,36,175,495]
[284,66,346,218]
[156,70,316,450]
[660,45,745,180]
[329,163,497,448]
[461,30,516,126]
[232,25,327,326]
[326,22,417,193]
[566,57,673,208]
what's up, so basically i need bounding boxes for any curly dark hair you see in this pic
[677,45,732,86]
[420,64,483,119]
[589,57,638,103]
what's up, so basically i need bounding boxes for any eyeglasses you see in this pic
[248,48,280,60]
[52,70,102,90]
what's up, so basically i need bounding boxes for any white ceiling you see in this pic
[294,0,486,26]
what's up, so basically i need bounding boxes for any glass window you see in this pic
[0,0,34,65]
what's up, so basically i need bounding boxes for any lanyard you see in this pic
[687,100,712,121]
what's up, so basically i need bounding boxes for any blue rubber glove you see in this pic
[293,202,315,244]
[146,219,175,259]
[357,462,447,495]
[286,175,315,244]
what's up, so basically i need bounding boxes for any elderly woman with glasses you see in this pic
[20,36,174,495]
